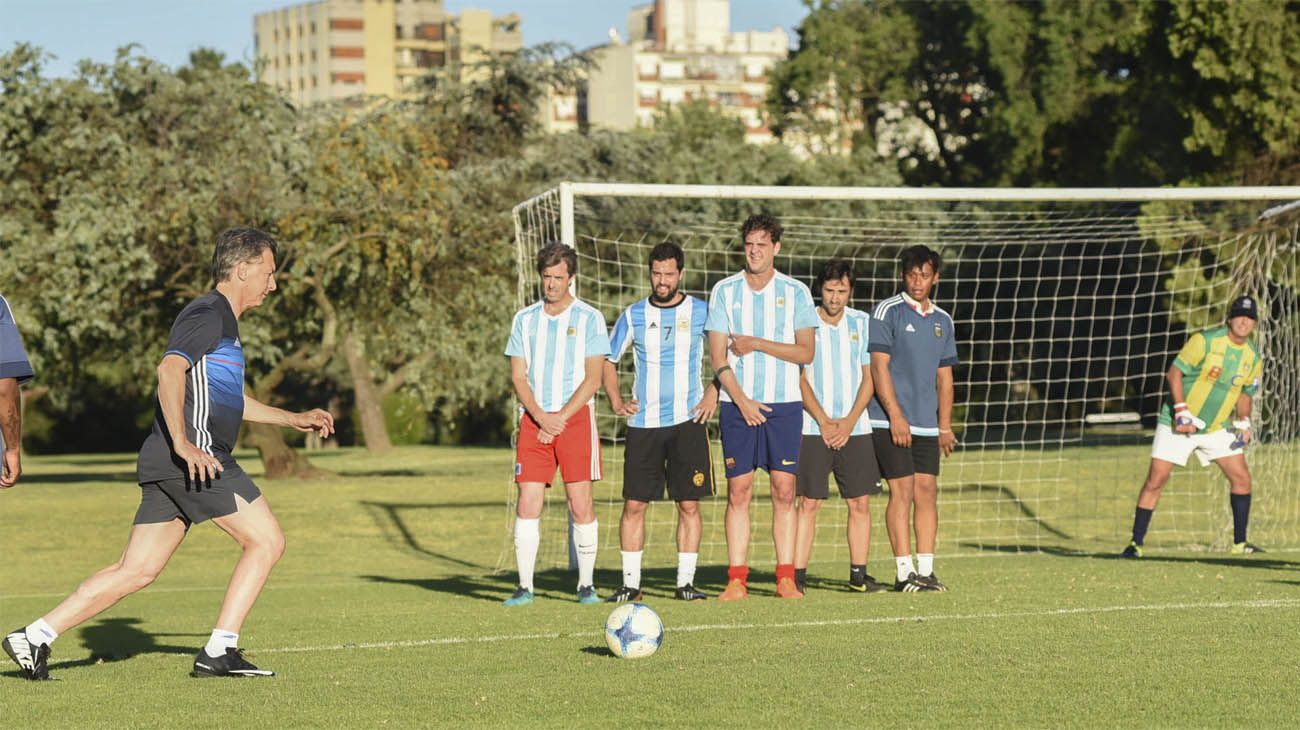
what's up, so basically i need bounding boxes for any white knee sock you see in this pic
[621,550,643,590]
[514,517,541,592]
[677,552,699,587]
[204,629,239,657]
[917,553,934,577]
[895,555,916,582]
[573,520,599,588]
[25,618,58,646]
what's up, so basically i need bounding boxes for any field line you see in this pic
[258,597,1300,655]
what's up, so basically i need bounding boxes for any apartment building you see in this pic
[254,0,523,104]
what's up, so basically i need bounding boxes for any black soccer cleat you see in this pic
[915,573,948,592]
[1120,541,1143,559]
[191,647,275,678]
[604,585,643,603]
[674,583,708,601]
[849,574,889,594]
[893,572,938,593]
[3,628,51,680]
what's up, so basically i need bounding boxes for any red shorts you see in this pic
[515,404,602,486]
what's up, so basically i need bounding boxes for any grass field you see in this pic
[3,445,1300,728]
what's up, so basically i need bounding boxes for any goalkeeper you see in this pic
[1122,295,1264,557]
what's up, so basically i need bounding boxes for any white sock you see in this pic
[621,550,643,590]
[677,552,699,587]
[574,520,599,589]
[514,517,541,592]
[917,553,935,577]
[204,629,239,657]
[25,618,58,646]
[895,555,916,582]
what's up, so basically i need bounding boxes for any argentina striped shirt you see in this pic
[802,307,873,436]
[506,298,610,412]
[705,271,818,404]
[608,295,708,429]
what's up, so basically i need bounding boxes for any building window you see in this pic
[414,23,443,41]
[395,24,403,39]
[330,18,364,31]
[331,46,365,59]
[332,72,365,84]
[414,50,445,68]
[311,50,317,62]
[310,21,316,34]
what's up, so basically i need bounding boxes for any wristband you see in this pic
[939,428,953,434]
[1173,402,1189,412]
[715,365,733,378]
[1232,418,1251,430]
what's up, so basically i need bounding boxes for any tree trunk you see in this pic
[243,422,328,479]
[343,335,393,454]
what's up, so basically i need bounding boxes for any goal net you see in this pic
[505,183,1300,573]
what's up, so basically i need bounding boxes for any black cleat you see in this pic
[1120,541,1143,559]
[849,574,889,593]
[191,647,275,678]
[795,577,808,595]
[604,585,643,603]
[915,573,948,592]
[893,572,938,593]
[3,628,51,680]
[674,583,708,601]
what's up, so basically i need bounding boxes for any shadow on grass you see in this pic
[945,483,1073,540]
[361,565,756,603]
[29,471,137,485]
[961,541,1300,571]
[360,500,497,569]
[1,617,201,679]
[580,646,614,657]
[339,469,428,478]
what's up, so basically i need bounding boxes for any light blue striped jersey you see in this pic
[705,271,818,404]
[608,295,708,429]
[866,293,959,436]
[506,298,610,412]
[802,307,872,436]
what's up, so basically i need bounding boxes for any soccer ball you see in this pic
[604,602,664,659]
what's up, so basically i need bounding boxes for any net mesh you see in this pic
[506,189,1300,572]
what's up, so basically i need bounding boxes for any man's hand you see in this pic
[938,429,958,457]
[737,397,772,427]
[174,440,223,484]
[728,335,760,357]
[1232,418,1253,446]
[690,389,718,423]
[289,408,336,438]
[614,399,641,418]
[0,449,20,489]
[890,416,912,448]
[538,412,566,437]
[538,431,555,445]
[822,419,850,450]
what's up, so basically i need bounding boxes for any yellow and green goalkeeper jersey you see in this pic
[1157,326,1262,433]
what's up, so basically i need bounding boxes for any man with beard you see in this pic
[603,242,718,602]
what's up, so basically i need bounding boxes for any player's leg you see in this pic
[765,403,803,598]
[556,404,602,603]
[793,495,822,592]
[673,499,706,600]
[1123,458,1177,557]
[5,515,187,680]
[608,499,649,602]
[794,434,830,594]
[841,434,885,592]
[911,436,945,590]
[667,420,711,601]
[875,430,927,590]
[507,412,555,605]
[719,401,758,600]
[1216,453,1259,553]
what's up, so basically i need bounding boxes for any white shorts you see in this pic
[1150,423,1242,467]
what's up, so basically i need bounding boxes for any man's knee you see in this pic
[676,500,699,518]
[115,562,166,594]
[727,479,753,505]
[847,496,870,516]
[624,500,649,518]
[798,497,823,516]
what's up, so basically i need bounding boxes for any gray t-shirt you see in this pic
[867,293,959,436]
[0,294,34,384]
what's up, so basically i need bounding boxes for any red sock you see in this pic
[727,565,749,584]
[775,563,794,581]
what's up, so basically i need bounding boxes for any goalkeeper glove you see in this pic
[1230,418,1252,449]
[1173,403,1206,432]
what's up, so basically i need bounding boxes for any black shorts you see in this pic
[134,470,262,526]
[796,434,882,499]
[872,431,940,480]
[623,421,715,502]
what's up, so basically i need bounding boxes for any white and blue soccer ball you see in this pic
[604,602,664,659]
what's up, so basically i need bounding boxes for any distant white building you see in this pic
[581,0,789,143]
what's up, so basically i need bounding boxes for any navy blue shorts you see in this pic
[719,401,803,478]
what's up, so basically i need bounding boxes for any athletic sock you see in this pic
[895,555,916,582]
[621,550,643,590]
[917,553,934,577]
[793,567,807,585]
[25,618,58,647]
[1230,493,1251,544]
[727,564,749,585]
[849,564,867,583]
[204,629,239,658]
[1131,507,1154,546]
[775,563,795,582]
[513,517,541,592]
[573,520,599,589]
[676,552,698,587]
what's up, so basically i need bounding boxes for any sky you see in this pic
[0,0,810,78]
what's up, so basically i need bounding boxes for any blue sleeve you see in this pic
[939,313,959,368]
[505,311,525,357]
[793,285,818,331]
[705,286,730,334]
[586,310,610,358]
[608,309,632,363]
[868,306,894,354]
[859,316,872,365]
[0,297,34,383]
[164,304,221,368]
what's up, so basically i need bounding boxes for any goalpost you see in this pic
[505,183,1300,574]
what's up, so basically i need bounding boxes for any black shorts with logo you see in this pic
[872,431,940,479]
[134,468,262,526]
[796,434,882,499]
[623,421,714,502]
